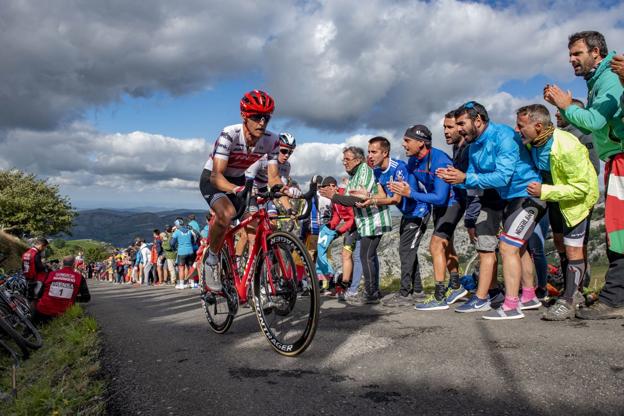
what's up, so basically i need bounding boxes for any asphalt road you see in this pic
[87,281,624,416]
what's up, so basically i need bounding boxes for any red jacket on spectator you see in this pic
[22,247,47,282]
[36,266,91,317]
[328,188,355,235]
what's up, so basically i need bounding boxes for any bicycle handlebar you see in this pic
[233,175,323,222]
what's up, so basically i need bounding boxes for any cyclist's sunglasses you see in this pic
[247,113,271,123]
[279,148,293,155]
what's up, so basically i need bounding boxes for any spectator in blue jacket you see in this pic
[171,219,197,289]
[438,102,546,320]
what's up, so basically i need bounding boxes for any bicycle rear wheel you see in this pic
[252,231,319,356]
[200,248,236,334]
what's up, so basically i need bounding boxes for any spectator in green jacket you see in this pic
[161,225,178,285]
[544,31,624,319]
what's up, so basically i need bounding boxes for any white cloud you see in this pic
[265,0,624,130]
[1,0,623,207]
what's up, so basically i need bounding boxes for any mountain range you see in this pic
[70,209,209,246]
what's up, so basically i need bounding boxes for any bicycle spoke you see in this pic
[253,231,319,356]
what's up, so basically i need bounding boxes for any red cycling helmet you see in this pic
[240,90,275,116]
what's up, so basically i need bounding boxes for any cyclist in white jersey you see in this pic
[199,90,300,291]
[246,132,297,207]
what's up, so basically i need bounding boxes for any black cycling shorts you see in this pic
[548,202,590,248]
[343,229,358,252]
[499,197,547,248]
[432,201,465,241]
[199,169,245,211]
[475,190,506,252]
[177,254,195,267]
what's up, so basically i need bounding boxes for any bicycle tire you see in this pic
[252,231,319,356]
[200,247,235,334]
[0,301,42,351]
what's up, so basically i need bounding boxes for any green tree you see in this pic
[0,169,76,237]
[84,246,110,264]
[51,239,66,249]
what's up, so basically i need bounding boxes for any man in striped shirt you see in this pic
[320,146,392,304]
[358,136,430,307]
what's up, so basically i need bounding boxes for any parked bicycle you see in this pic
[199,177,321,356]
[0,272,42,357]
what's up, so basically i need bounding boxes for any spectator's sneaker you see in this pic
[489,291,505,309]
[446,286,468,305]
[411,291,427,302]
[364,295,381,305]
[536,286,549,301]
[344,292,364,305]
[414,296,449,311]
[175,282,185,290]
[203,262,222,292]
[572,291,585,308]
[520,297,541,310]
[382,293,412,307]
[542,299,575,321]
[575,301,624,320]
[482,307,524,320]
[455,295,491,313]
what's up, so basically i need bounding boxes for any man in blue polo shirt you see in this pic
[357,136,428,307]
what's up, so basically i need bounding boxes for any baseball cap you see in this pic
[404,124,432,143]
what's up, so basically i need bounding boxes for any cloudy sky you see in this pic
[1,0,623,209]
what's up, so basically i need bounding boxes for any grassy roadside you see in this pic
[0,305,105,416]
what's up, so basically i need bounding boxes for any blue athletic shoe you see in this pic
[414,295,449,311]
[455,294,491,313]
[446,286,468,305]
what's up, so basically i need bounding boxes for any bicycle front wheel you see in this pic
[252,231,319,356]
[200,247,236,334]
[0,301,42,352]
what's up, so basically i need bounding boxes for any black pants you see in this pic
[399,215,429,296]
[599,249,624,307]
[360,235,382,298]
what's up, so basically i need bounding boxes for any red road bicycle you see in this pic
[199,177,321,356]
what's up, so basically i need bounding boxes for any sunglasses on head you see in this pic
[279,148,293,155]
[247,113,271,123]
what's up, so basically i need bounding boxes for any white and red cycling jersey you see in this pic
[246,156,291,189]
[204,124,280,178]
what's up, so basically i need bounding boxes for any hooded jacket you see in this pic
[562,51,624,161]
[464,122,541,200]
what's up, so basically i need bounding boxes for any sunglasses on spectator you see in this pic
[279,148,293,155]
[247,113,271,123]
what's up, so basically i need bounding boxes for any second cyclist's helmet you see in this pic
[279,132,296,149]
[240,90,275,116]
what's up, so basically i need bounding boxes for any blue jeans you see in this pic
[347,240,363,295]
